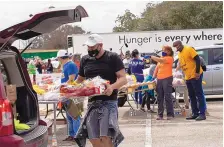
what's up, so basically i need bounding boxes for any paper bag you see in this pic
[6,85,17,104]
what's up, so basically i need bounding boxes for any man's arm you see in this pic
[194,55,200,74]
[67,74,76,84]
[176,60,181,71]
[104,53,127,96]
[75,75,85,84]
[111,69,127,90]
[111,53,128,89]
[75,56,86,84]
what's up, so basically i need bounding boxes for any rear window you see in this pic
[212,48,223,65]
[197,49,209,65]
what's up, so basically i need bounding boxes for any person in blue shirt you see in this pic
[129,49,144,105]
[57,50,81,142]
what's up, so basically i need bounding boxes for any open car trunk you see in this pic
[0,5,88,144]
[0,49,38,135]
[0,5,88,46]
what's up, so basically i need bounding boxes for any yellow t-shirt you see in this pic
[178,46,203,80]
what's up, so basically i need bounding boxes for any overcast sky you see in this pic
[0,0,150,33]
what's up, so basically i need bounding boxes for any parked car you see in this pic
[0,5,88,147]
[173,44,223,95]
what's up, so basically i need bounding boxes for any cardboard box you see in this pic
[6,85,17,104]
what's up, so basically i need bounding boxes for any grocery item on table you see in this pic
[36,76,108,101]
[125,74,137,86]
[119,74,156,93]
[41,75,54,84]
[33,85,46,95]
[35,73,62,85]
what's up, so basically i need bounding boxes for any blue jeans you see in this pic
[66,112,81,137]
[86,100,119,139]
[134,74,144,104]
[186,73,207,116]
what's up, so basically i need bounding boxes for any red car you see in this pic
[0,5,88,147]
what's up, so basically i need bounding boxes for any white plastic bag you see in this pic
[172,71,185,86]
[173,71,183,79]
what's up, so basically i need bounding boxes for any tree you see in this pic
[113,1,223,32]
[31,25,85,49]
[113,9,140,32]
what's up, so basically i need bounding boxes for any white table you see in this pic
[38,100,59,134]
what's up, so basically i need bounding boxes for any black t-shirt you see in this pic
[79,51,124,101]
[47,63,53,72]
[36,63,42,74]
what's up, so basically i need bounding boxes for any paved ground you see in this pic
[40,99,223,147]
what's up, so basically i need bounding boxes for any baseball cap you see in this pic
[57,50,69,58]
[83,34,103,46]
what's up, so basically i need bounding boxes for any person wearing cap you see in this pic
[129,49,144,105]
[57,50,81,141]
[75,34,127,147]
[173,41,207,121]
[150,46,175,120]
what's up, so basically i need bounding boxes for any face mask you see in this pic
[88,49,100,57]
[88,45,101,57]
[162,52,167,56]
[176,45,183,52]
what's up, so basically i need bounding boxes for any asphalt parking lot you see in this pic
[40,99,223,147]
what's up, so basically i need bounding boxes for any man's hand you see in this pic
[195,73,200,80]
[103,83,114,96]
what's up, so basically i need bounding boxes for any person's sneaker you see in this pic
[167,116,174,120]
[186,115,199,120]
[195,115,206,121]
[140,107,146,112]
[63,136,74,141]
[148,109,156,113]
[156,116,163,120]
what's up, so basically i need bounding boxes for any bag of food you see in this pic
[172,71,185,86]
[173,71,184,79]
[59,76,108,99]
[62,99,84,119]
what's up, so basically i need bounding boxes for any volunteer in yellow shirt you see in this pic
[151,46,174,120]
[173,41,207,121]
